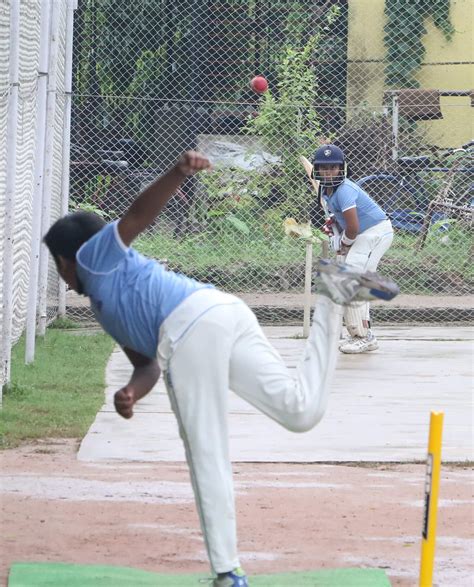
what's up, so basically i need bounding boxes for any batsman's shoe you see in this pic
[315,259,399,305]
[339,330,379,354]
[212,567,249,587]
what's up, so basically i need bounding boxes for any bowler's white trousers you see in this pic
[157,289,343,574]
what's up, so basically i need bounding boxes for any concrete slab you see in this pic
[77,326,474,463]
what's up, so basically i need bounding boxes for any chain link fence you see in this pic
[0,0,472,393]
[67,0,473,327]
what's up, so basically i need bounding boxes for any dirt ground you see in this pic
[66,290,474,310]
[1,440,472,587]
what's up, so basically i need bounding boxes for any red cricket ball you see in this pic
[250,75,268,94]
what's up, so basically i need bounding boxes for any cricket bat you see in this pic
[299,155,328,216]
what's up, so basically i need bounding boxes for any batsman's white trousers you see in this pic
[343,218,394,322]
[157,289,343,574]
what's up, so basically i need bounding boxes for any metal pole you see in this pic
[1,0,21,397]
[419,411,444,587]
[37,0,60,336]
[302,241,313,337]
[321,240,329,258]
[392,92,399,162]
[58,0,78,318]
[25,0,52,364]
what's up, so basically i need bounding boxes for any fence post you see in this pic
[25,0,52,364]
[391,92,399,162]
[321,240,329,258]
[58,0,78,318]
[37,0,61,336]
[302,241,313,337]
[1,0,20,398]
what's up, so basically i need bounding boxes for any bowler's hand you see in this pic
[114,386,135,419]
[176,151,211,177]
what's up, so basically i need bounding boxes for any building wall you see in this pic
[347,0,473,148]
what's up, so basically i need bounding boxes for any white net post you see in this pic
[25,0,52,364]
[1,0,20,393]
[0,7,8,388]
[58,0,77,318]
[0,0,70,394]
[37,0,62,336]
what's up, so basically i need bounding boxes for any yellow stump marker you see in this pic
[419,411,444,587]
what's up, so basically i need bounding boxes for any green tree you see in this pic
[244,33,325,219]
[384,0,455,88]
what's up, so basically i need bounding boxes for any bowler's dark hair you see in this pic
[43,211,106,261]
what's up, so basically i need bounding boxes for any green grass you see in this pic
[136,230,308,270]
[136,226,473,294]
[136,230,323,290]
[0,330,115,449]
[48,316,86,329]
[381,229,473,293]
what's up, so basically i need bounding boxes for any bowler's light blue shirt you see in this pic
[76,221,213,358]
[322,179,386,232]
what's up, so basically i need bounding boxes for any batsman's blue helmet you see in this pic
[311,144,346,187]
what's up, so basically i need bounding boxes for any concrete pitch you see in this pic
[77,325,473,463]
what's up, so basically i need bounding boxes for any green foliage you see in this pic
[90,0,166,98]
[428,217,457,235]
[128,49,166,97]
[244,34,325,219]
[431,0,456,38]
[199,167,261,237]
[384,0,455,88]
[439,151,474,206]
[49,317,84,330]
[282,3,341,48]
[247,35,322,147]
[226,215,251,236]
[71,173,113,219]
[74,199,110,219]
[73,0,347,157]
[0,330,115,449]
[240,4,343,218]
[124,48,167,136]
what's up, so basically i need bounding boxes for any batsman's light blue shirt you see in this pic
[76,221,213,358]
[323,179,387,232]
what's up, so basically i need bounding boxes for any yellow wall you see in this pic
[347,0,386,111]
[347,0,473,148]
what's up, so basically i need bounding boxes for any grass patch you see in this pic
[136,230,320,290]
[381,229,473,294]
[0,330,115,449]
[136,230,308,271]
[136,227,473,294]
[49,317,86,329]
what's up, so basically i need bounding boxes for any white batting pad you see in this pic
[344,302,368,337]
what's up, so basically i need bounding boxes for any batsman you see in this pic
[310,144,394,354]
